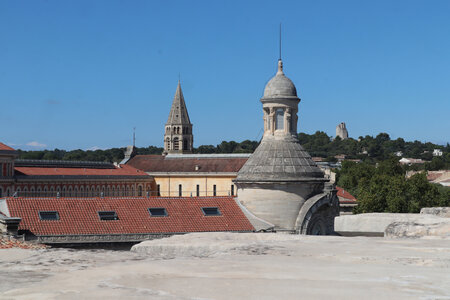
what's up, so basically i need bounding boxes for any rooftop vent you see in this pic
[148,208,168,217]
[201,207,221,216]
[98,211,118,221]
[39,211,60,221]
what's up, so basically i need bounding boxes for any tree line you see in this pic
[336,159,449,213]
[17,132,448,170]
[16,140,259,163]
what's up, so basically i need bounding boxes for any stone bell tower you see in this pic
[163,81,193,154]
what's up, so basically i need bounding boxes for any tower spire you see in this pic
[164,80,193,154]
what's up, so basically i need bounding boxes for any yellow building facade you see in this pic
[126,154,250,197]
[153,174,237,197]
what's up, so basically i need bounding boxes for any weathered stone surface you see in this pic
[235,136,325,182]
[421,207,450,218]
[385,219,450,238]
[2,233,450,299]
[335,213,446,236]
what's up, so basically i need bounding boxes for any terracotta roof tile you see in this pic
[0,142,15,151]
[336,186,357,203]
[6,196,254,236]
[14,164,148,176]
[127,155,248,173]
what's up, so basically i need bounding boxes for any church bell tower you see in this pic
[163,81,193,154]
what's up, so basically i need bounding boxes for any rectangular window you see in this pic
[213,185,217,196]
[196,184,200,197]
[231,185,234,196]
[148,208,168,217]
[178,184,182,197]
[98,211,118,221]
[275,108,284,130]
[39,211,60,221]
[157,184,160,196]
[201,207,221,216]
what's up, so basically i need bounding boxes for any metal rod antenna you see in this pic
[279,23,282,60]
[133,127,136,147]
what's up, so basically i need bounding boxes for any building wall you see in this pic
[1,181,155,198]
[153,175,237,197]
[236,182,324,230]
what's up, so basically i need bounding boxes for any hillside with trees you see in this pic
[17,132,449,170]
[336,159,449,213]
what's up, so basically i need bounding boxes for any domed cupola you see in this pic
[262,60,298,100]
[233,54,339,235]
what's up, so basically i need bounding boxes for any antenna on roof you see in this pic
[133,127,136,147]
[279,23,282,60]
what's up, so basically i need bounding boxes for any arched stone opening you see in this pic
[173,137,179,150]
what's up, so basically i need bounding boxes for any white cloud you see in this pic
[26,141,47,148]
[87,146,102,151]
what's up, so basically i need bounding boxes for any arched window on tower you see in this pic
[183,139,188,150]
[275,108,284,130]
[173,137,179,150]
[166,138,171,150]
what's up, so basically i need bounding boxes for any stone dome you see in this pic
[235,136,326,183]
[262,60,297,99]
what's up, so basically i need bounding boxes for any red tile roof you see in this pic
[0,142,15,151]
[5,196,254,236]
[336,186,357,203]
[14,164,148,176]
[127,155,248,173]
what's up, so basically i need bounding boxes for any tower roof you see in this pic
[166,81,191,125]
[262,60,298,100]
[235,136,326,182]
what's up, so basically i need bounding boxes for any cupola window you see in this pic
[275,108,284,130]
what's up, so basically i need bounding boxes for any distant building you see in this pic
[334,154,347,162]
[395,151,403,157]
[399,157,425,165]
[336,122,348,140]
[407,170,450,187]
[336,187,358,215]
[0,143,154,198]
[163,81,193,154]
[433,149,443,157]
[127,153,250,197]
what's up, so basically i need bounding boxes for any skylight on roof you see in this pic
[98,211,118,221]
[148,208,168,217]
[39,211,60,221]
[201,207,221,216]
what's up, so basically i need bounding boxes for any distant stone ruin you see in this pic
[336,122,348,140]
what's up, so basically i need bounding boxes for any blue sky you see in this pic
[1,0,449,150]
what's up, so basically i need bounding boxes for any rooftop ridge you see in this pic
[164,153,252,159]
[15,159,115,169]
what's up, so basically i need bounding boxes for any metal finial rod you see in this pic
[279,23,282,60]
[133,127,136,147]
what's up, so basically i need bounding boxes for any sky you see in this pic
[1,0,449,151]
